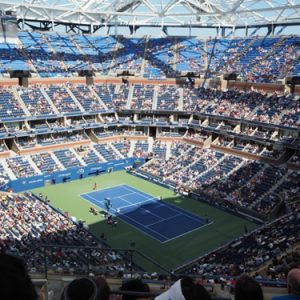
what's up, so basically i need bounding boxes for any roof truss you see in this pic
[0,0,300,28]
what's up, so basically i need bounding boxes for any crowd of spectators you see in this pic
[18,86,55,116]
[31,152,63,174]
[92,84,115,110]
[68,84,105,112]
[6,156,39,178]
[157,85,180,110]
[0,164,9,188]
[44,85,81,114]
[208,35,300,83]
[131,84,154,110]
[152,141,167,159]
[112,139,131,158]
[52,131,88,144]
[289,152,300,166]
[0,82,299,132]
[133,140,149,158]
[0,87,26,120]
[112,84,130,110]
[2,31,300,84]
[180,209,300,278]
[140,141,298,216]
[76,145,105,165]
[185,130,210,143]
[17,137,37,149]
[0,192,134,275]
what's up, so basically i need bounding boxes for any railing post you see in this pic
[87,249,91,275]
[130,250,133,279]
[43,247,48,279]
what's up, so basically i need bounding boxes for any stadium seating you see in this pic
[68,84,105,113]
[0,29,300,288]
[31,152,62,174]
[133,140,149,157]
[7,32,300,82]
[76,145,105,165]
[93,143,122,161]
[144,37,177,79]
[18,86,55,116]
[157,85,180,110]
[0,192,132,274]
[111,84,129,109]
[110,37,145,74]
[44,85,82,114]
[17,137,36,149]
[6,156,39,178]
[0,41,30,73]
[176,38,205,72]
[0,88,26,120]
[53,149,83,168]
[178,206,300,277]
[152,141,167,159]
[131,84,154,110]
[92,84,115,110]
[0,163,10,188]
[112,139,131,158]
[19,31,66,78]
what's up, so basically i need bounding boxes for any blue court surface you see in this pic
[81,185,211,243]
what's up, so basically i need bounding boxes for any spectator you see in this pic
[155,277,211,300]
[119,279,150,300]
[272,268,300,300]
[61,276,110,300]
[234,274,264,300]
[0,253,37,300]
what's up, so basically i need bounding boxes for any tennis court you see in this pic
[81,184,211,243]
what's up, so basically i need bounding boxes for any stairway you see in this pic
[50,152,65,170]
[70,148,86,166]
[27,156,43,175]
[40,87,60,114]
[88,86,108,110]
[12,87,31,117]
[126,85,134,109]
[128,141,136,157]
[152,86,159,110]
[65,87,85,113]
[1,158,16,180]
[110,143,125,159]
[177,87,183,110]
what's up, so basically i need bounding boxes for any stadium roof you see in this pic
[0,0,300,29]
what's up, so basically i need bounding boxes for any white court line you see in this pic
[120,186,215,243]
[82,193,103,204]
[81,190,214,244]
[121,185,152,199]
[111,186,207,229]
[117,214,170,243]
[117,198,158,211]
[156,200,207,223]
[147,213,181,226]
[81,184,212,243]
[118,211,169,240]
[113,192,137,198]
[122,184,205,223]
[79,184,125,198]
[81,192,169,242]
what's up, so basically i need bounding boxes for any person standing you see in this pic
[272,268,300,300]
